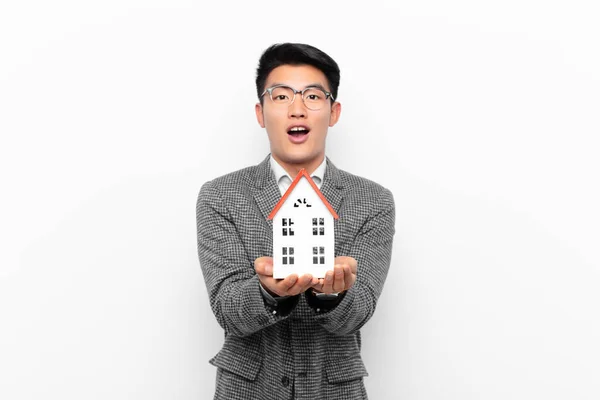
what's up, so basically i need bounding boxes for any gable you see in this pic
[268,169,339,220]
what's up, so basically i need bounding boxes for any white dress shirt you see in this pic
[269,155,326,196]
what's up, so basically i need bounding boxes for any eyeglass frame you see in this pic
[260,84,336,110]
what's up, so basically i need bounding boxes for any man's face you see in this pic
[255,64,341,173]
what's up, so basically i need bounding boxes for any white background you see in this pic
[1,1,599,399]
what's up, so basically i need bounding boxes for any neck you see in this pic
[273,154,325,177]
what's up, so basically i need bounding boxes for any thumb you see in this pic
[254,256,273,276]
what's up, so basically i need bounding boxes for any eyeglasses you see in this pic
[261,85,335,111]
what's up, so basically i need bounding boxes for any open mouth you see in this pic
[287,126,310,137]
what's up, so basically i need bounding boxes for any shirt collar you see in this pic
[311,157,326,186]
[269,155,327,187]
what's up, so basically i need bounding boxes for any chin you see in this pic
[287,153,322,166]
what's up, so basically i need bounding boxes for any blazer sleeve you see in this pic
[196,180,296,337]
[309,187,396,335]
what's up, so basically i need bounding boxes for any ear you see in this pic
[255,103,265,128]
[328,101,342,127]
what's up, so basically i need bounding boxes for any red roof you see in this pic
[268,168,339,220]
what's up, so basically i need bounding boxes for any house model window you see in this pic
[312,246,325,264]
[268,168,339,279]
[282,218,294,236]
[282,247,294,265]
[312,217,325,235]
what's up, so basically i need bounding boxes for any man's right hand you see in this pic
[254,257,318,297]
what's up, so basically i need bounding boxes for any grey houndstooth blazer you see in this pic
[196,155,395,400]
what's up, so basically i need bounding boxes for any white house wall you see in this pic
[272,178,335,279]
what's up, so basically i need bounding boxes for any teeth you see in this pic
[290,127,307,132]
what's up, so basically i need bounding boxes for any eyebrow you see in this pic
[269,83,330,92]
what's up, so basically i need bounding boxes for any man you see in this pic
[196,43,395,399]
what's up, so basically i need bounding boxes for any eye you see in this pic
[270,86,293,102]
[303,88,325,102]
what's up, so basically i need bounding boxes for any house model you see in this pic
[268,169,339,279]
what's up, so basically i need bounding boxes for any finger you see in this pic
[277,273,298,292]
[343,264,356,290]
[321,270,334,294]
[254,257,273,276]
[349,258,358,274]
[310,277,324,292]
[288,274,314,296]
[335,256,358,274]
[332,265,345,293]
[334,256,349,265]
[302,274,319,288]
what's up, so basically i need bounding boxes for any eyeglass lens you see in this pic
[270,86,328,110]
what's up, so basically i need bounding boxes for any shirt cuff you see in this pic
[305,289,347,313]
[259,282,291,306]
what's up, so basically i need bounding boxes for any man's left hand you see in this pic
[311,256,357,294]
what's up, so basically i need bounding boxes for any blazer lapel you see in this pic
[320,157,344,217]
[251,155,281,231]
[320,158,347,253]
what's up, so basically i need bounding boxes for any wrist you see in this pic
[259,280,280,297]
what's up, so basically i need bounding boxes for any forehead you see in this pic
[265,64,329,90]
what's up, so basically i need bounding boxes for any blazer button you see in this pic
[281,376,290,387]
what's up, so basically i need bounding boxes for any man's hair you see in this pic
[255,43,341,104]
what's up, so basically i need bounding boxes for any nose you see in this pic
[288,94,307,118]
